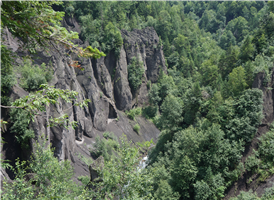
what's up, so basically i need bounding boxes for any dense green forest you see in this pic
[1,1,274,199]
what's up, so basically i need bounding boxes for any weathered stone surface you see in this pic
[252,70,274,125]
[105,111,160,143]
[114,46,132,111]
[121,27,167,83]
[76,58,109,132]
[119,27,167,107]
[92,56,114,100]
[3,16,161,184]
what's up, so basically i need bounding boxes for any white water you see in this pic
[137,155,148,172]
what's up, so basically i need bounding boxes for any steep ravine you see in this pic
[1,17,163,182]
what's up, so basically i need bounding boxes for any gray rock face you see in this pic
[92,56,114,100]
[114,46,133,111]
[3,16,161,182]
[252,69,274,125]
[121,27,167,83]
[120,27,167,107]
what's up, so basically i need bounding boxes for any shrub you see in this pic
[126,107,142,120]
[147,80,151,90]
[102,131,116,140]
[92,136,119,161]
[128,57,145,93]
[1,73,16,95]
[245,153,260,172]
[18,59,53,92]
[230,190,259,200]
[142,106,158,119]
[1,141,81,199]
[78,175,90,185]
[133,124,140,134]
[10,108,35,149]
[258,130,274,165]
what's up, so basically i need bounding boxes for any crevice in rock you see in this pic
[108,103,117,119]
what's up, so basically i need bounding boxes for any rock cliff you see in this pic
[1,17,163,181]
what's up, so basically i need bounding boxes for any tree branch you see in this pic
[0,105,25,109]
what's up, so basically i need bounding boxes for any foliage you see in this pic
[230,190,259,200]
[89,136,154,199]
[1,141,87,199]
[149,122,244,199]
[0,73,16,105]
[230,185,274,200]
[1,45,16,98]
[5,84,90,147]
[91,136,119,162]
[149,84,161,106]
[102,131,116,140]
[1,1,105,58]
[245,153,260,172]
[10,109,35,149]
[243,129,274,184]
[10,84,89,123]
[2,2,274,199]
[157,94,183,131]
[136,138,154,154]
[228,66,248,96]
[17,60,53,92]
[133,123,141,134]
[225,89,263,143]
[258,130,274,164]
[142,105,158,119]
[128,57,145,93]
[1,138,12,171]
[126,107,142,120]
[78,175,90,186]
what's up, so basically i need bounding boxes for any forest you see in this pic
[1,1,274,199]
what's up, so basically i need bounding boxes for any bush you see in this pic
[128,57,145,93]
[126,107,142,120]
[1,73,16,95]
[245,153,260,172]
[262,184,274,200]
[78,175,90,185]
[1,141,82,199]
[92,136,119,161]
[225,89,263,143]
[103,131,116,140]
[133,124,140,134]
[230,190,259,200]
[147,80,151,90]
[258,130,274,165]
[142,106,158,119]
[10,108,35,149]
[18,59,53,92]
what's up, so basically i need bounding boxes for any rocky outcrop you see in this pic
[121,27,167,107]
[121,27,167,83]
[114,46,132,111]
[2,17,162,182]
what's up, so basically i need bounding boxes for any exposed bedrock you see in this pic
[2,17,162,182]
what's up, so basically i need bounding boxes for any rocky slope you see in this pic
[1,17,164,181]
[224,69,274,199]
